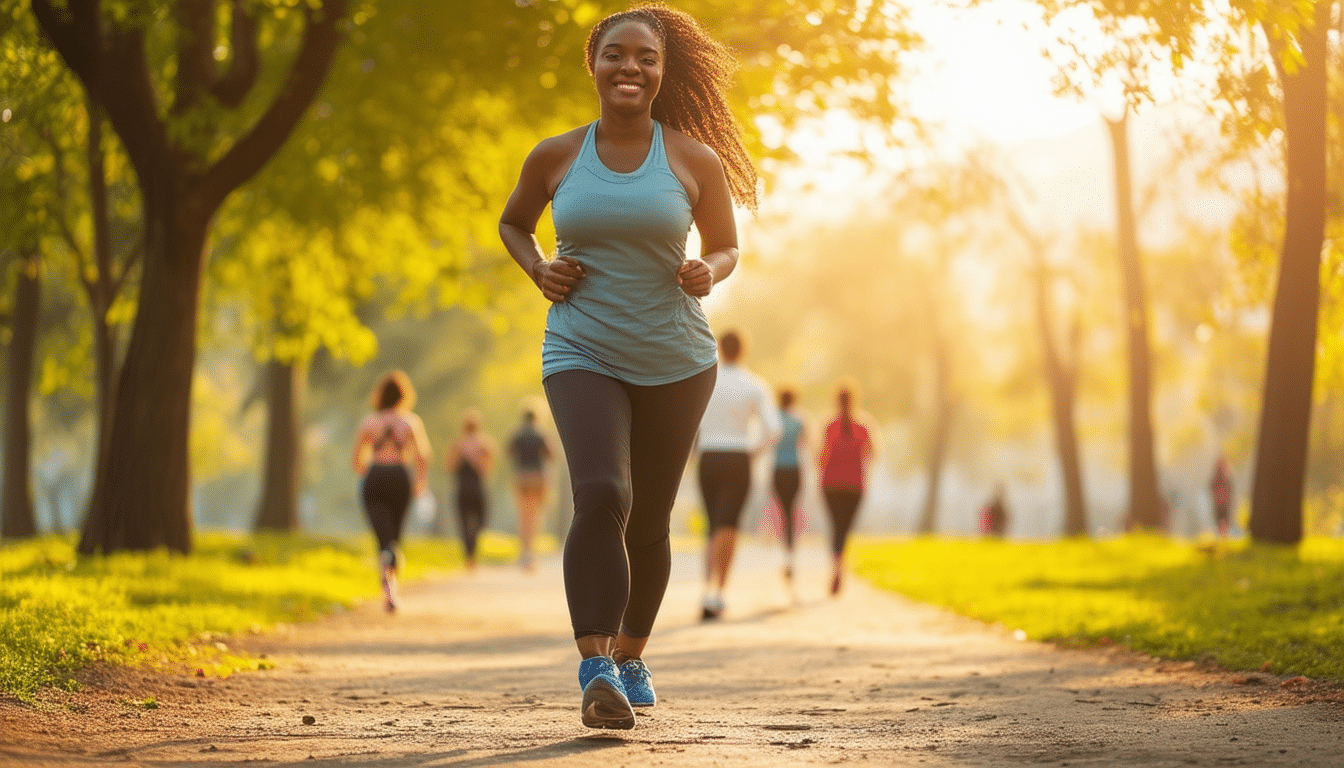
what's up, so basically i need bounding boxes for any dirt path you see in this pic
[3,541,1343,767]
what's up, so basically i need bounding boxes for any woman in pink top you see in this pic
[352,370,432,612]
[817,383,873,596]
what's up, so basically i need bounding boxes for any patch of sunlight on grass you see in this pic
[851,536,1344,681]
[0,531,474,703]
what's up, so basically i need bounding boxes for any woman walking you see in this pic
[771,387,807,583]
[507,407,555,571]
[498,2,757,730]
[818,383,873,597]
[445,409,495,571]
[352,370,432,613]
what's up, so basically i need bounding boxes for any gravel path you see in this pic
[3,540,1342,767]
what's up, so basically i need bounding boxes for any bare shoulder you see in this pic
[527,125,589,171]
[662,126,723,173]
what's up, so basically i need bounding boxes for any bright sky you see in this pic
[903,0,1101,146]
[754,0,1106,211]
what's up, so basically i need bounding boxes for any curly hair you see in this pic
[585,2,758,211]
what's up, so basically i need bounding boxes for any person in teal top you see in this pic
[498,2,758,731]
[771,387,807,584]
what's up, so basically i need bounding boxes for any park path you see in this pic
[3,540,1343,767]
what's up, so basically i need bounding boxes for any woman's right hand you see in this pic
[533,256,586,302]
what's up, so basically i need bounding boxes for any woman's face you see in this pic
[592,21,663,115]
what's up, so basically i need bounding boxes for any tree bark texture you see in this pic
[1106,113,1165,532]
[2,251,41,539]
[253,359,306,532]
[916,339,954,535]
[81,95,126,528]
[32,0,349,553]
[1033,266,1089,537]
[1249,5,1331,546]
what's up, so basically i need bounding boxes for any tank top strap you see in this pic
[649,120,668,171]
[573,120,666,180]
[577,120,599,166]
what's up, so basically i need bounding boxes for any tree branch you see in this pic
[212,0,260,109]
[200,0,350,206]
[112,229,146,298]
[36,124,91,286]
[33,0,172,188]
[173,0,217,117]
[30,0,99,86]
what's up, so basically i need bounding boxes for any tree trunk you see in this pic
[916,342,953,535]
[82,95,123,529]
[1249,7,1330,546]
[1106,113,1164,532]
[253,358,306,532]
[80,184,210,554]
[1033,267,1089,536]
[2,250,41,539]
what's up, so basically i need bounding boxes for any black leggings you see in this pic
[772,467,801,549]
[456,476,486,560]
[545,366,716,639]
[362,464,411,565]
[698,451,752,532]
[823,488,862,557]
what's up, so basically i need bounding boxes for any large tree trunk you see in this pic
[253,359,306,532]
[1249,7,1331,546]
[1034,266,1089,536]
[2,250,41,539]
[80,184,211,554]
[1106,113,1164,532]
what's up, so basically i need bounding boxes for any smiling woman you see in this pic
[497,1,756,732]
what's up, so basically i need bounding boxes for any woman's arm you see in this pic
[499,135,587,302]
[444,440,461,474]
[406,413,433,495]
[351,418,372,476]
[676,144,738,297]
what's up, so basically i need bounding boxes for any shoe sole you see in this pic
[580,677,635,730]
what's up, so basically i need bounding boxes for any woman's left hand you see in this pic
[677,259,714,297]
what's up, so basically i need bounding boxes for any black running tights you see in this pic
[823,488,863,557]
[772,467,801,549]
[362,463,411,565]
[544,366,716,639]
[698,451,752,532]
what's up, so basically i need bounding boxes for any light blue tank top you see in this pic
[542,120,717,385]
[774,411,803,468]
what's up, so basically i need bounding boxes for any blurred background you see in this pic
[3,0,1340,550]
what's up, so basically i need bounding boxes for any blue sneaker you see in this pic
[577,656,635,730]
[619,658,656,707]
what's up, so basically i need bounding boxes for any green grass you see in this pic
[0,530,527,703]
[851,535,1344,681]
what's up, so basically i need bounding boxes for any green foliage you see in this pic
[209,0,925,370]
[0,532,471,703]
[852,536,1344,680]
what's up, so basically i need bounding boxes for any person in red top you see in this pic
[817,382,874,596]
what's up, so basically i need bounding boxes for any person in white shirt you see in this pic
[696,330,782,619]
